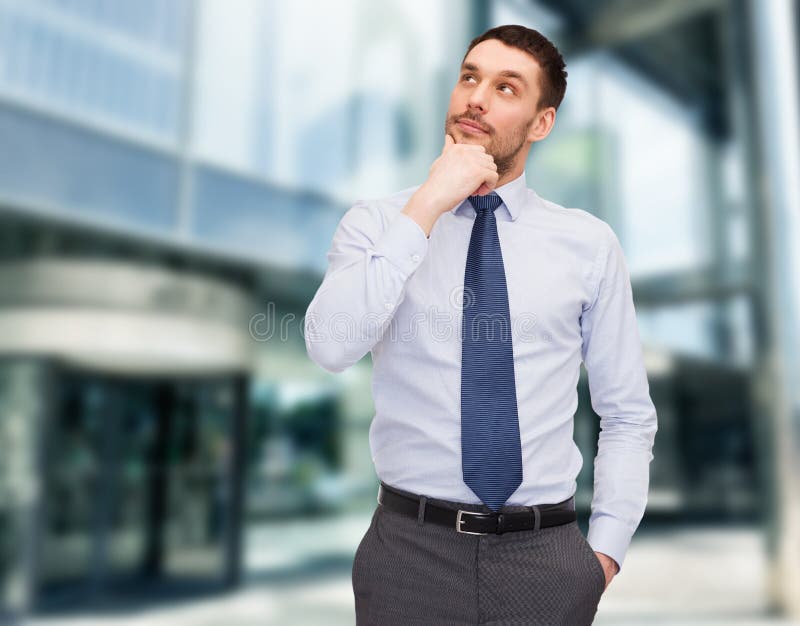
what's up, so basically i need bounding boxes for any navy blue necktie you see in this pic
[461,191,523,512]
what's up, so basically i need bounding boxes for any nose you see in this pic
[467,82,490,114]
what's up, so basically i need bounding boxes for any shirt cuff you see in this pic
[586,515,632,574]
[371,211,429,277]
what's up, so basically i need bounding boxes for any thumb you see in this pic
[444,133,454,150]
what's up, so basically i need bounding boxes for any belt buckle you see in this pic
[456,510,493,535]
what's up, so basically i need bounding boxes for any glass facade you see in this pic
[0,104,180,230]
[36,368,245,606]
[0,0,346,273]
[0,0,188,141]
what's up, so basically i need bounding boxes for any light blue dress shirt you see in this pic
[304,169,658,572]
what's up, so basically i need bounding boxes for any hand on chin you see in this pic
[472,182,493,195]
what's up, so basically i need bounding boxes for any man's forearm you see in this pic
[305,200,429,373]
[401,182,450,238]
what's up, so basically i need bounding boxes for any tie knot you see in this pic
[468,192,503,213]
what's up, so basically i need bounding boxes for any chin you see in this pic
[459,130,487,139]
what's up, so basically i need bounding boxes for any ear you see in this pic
[527,107,556,143]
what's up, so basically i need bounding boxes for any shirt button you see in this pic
[384,302,392,310]
[411,254,420,262]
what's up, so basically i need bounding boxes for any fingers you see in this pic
[484,168,500,191]
[480,153,497,169]
[473,182,494,196]
[466,154,497,196]
[440,131,498,195]
[472,165,500,195]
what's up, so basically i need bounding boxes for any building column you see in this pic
[739,0,800,616]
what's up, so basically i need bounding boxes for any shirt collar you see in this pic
[450,169,528,221]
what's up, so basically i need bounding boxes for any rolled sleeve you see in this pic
[371,211,430,278]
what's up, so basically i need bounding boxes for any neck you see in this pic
[495,167,524,188]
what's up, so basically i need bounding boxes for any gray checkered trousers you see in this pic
[352,480,606,625]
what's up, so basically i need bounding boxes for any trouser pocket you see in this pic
[352,507,379,593]
[573,523,606,597]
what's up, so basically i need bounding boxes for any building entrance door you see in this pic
[35,367,246,610]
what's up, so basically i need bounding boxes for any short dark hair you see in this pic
[462,24,568,113]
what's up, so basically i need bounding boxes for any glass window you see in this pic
[0,106,179,231]
[531,51,713,278]
[0,2,186,142]
[191,0,474,201]
[191,164,343,272]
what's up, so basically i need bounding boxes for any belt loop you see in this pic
[417,495,427,525]
[531,505,541,531]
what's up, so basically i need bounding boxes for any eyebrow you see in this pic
[460,62,529,89]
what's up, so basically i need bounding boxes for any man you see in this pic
[305,24,657,625]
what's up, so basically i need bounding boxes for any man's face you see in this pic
[446,39,550,177]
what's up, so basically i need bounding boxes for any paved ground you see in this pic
[24,514,800,626]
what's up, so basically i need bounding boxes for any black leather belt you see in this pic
[377,484,576,535]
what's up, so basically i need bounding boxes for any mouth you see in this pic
[457,119,488,134]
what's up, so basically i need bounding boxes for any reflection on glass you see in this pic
[162,381,232,579]
[40,377,104,591]
[37,371,241,601]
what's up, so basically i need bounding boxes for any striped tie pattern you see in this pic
[460,191,523,512]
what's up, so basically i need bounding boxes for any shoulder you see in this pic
[531,189,617,245]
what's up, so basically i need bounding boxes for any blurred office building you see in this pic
[0,0,347,619]
[0,0,799,624]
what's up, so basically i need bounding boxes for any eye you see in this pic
[461,74,515,95]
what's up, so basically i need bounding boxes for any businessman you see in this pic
[305,24,657,625]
